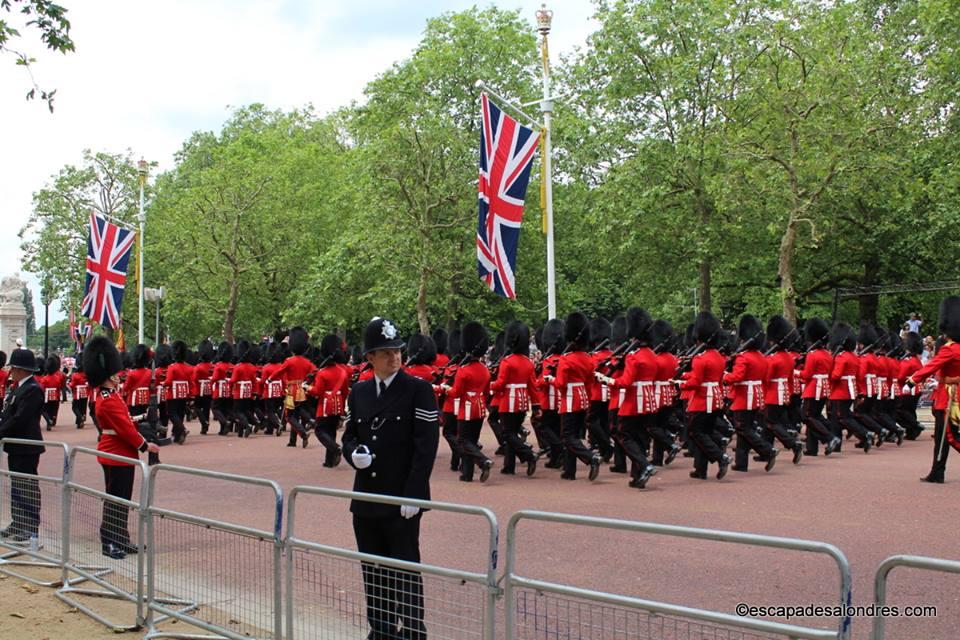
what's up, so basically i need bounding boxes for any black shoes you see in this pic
[479,460,493,483]
[102,543,127,560]
[716,454,731,480]
[629,465,657,489]
[731,465,749,472]
[1,528,32,543]
[825,438,841,456]
[301,433,310,448]
[896,428,905,447]
[792,442,804,464]
[665,443,682,466]
[920,474,944,484]
[526,458,537,477]
[588,456,601,481]
[608,465,627,473]
[764,449,779,472]
[689,470,707,480]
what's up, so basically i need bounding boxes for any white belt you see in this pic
[769,377,788,405]
[889,379,898,400]
[841,375,857,398]
[565,382,585,412]
[101,429,117,435]
[865,374,876,397]
[735,380,764,409]
[876,377,887,400]
[506,384,528,413]
[702,382,720,413]
[812,374,829,400]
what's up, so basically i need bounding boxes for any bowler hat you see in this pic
[363,317,405,354]
[8,348,38,372]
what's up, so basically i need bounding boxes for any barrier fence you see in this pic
[503,510,852,640]
[144,464,284,640]
[871,554,960,640]
[3,437,960,640]
[284,486,499,640]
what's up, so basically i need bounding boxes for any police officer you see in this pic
[342,316,440,640]
[0,348,45,542]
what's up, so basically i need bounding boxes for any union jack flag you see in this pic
[477,93,539,299]
[68,308,93,349]
[81,212,135,329]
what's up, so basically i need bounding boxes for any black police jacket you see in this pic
[342,370,439,518]
[0,376,45,457]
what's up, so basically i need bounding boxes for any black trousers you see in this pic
[560,411,596,477]
[260,398,282,434]
[897,394,922,439]
[42,399,59,427]
[616,414,653,478]
[828,399,870,447]
[8,455,40,536]
[688,411,725,475]
[195,395,212,431]
[609,408,627,469]
[167,398,188,439]
[441,411,460,471]
[457,419,489,480]
[732,410,775,469]
[587,400,613,458]
[313,415,342,465]
[213,397,233,434]
[72,399,88,426]
[100,464,135,547]
[500,411,535,472]
[929,409,950,479]
[353,513,425,640]
[539,409,564,463]
[856,398,886,435]
[486,406,505,446]
[801,398,834,454]
[764,405,799,449]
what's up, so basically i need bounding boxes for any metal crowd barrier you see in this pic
[503,510,852,640]
[0,439,69,587]
[55,446,152,631]
[285,486,499,640]
[872,554,960,640]
[143,464,284,640]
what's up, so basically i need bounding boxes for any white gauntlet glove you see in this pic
[351,444,375,469]
[594,372,614,385]
[400,505,420,519]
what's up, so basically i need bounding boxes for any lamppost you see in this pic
[41,283,51,359]
[143,286,164,346]
[535,3,557,320]
[137,158,148,344]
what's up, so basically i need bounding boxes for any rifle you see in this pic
[676,343,707,375]
[856,334,888,357]
[590,338,611,355]
[763,328,800,356]
[792,335,828,367]
[595,338,639,373]
[350,362,372,385]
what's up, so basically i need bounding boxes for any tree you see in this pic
[19,150,146,333]
[1,0,74,111]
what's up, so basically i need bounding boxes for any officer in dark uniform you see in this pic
[0,348,45,542]
[342,316,440,640]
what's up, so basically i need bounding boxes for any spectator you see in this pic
[906,312,923,334]
[922,336,935,363]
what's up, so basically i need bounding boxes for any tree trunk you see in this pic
[224,275,239,343]
[698,257,712,314]
[416,267,429,334]
[778,217,799,325]
[857,256,881,325]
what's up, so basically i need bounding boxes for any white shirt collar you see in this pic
[374,371,399,395]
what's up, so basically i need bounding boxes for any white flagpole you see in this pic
[137,158,147,344]
[536,4,557,320]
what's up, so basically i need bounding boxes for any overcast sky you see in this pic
[1,0,596,326]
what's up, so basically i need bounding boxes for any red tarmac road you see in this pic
[35,409,959,639]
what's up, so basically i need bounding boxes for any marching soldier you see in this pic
[587,317,614,461]
[305,335,350,466]
[444,322,494,482]
[267,327,314,447]
[827,323,873,452]
[40,356,64,430]
[437,328,462,472]
[763,316,804,464]
[855,324,888,444]
[68,361,89,429]
[489,320,538,476]
[165,340,193,444]
[193,340,214,434]
[259,343,286,436]
[897,332,924,440]
[211,342,234,436]
[536,319,566,468]
[230,342,260,438]
[652,319,683,466]
[797,318,840,455]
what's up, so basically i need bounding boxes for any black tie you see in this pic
[379,380,387,397]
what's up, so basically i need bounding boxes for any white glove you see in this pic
[544,375,555,382]
[440,384,452,392]
[351,445,374,469]
[301,381,310,390]
[594,372,614,385]
[400,505,420,519]
[130,413,147,423]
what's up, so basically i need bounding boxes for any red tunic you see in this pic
[489,353,537,413]
[308,365,349,417]
[439,362,460,414]
[800,349,833,400]
[230,362,259,400]
[613,347,659,416]
[124,367,152,406]
[69,371,89,400]
[448,361,490,421]
[95,388,147,466]
[41,370,65,402]
[211,362,232,399]
[259,362,284,399]
[553,351,596,414]
[680,349,725,413]
[193,362,213,397]
[589,349,613,402]
[911,342,960,385]
[763,351,793,407]
[432,353,450,369]
[830,351,860,400]
[857,353,879,398]
[898,356,922,397]
[0,368,7,397]
[655,352,678,409]
[537,354,561,411]
[166,362,194,400]
[724,350,768,411]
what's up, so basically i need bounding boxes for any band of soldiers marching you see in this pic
[6,295,960,487]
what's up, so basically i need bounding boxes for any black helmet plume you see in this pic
[83,336,123,387]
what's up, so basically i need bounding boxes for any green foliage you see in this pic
[1,0,74,111]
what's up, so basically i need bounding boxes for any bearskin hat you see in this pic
[694,311,721,346]
[405,333,437,366]
[651,319,673,350]
[121,350,133,369]
[534,326,544,351]
[447,328,462,358]
[564,312,590,350]
[197,340,214,363]
[858,322,878,349]
[432,328,448,355]
[804,318,829,346]
[765,315,793,347]
[0,351,6,370]
[235,340,251,364]
[133,344,152,368]
[737,314,763,345]
[320,334,342,360]
[939,296,960,342]
[83,336,123,388]
[626,307,653,342]
[887,333,903,357]
[155,343,173,367]
[611,315,627,345]
[187,350,199,366]
[590,317,612,349]
[462,321,489,357]
[288,326,309,356]
[172,340,188,363]
[903,331,922,356]
[46,355,60,375]
[216,341,233,363]
[542,319,565,354]
[829,323,856,352]
[505,321,530,356]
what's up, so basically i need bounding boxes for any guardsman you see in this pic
[444,322,493,482]
[267,327,315,447]
[651,319,682,466]
[897,332,924,440]
[587,317,614,462]
[536,319,566,468]
[489,320,538,477]
[165,341,193,444]
[230,342,260,438]
[211,342,234,436]
[193,340,214,434]
[306,334,349,466]
[437,328,462,472]
[827,323,872,452]
[797,318,840,455]
[69,362,89,429]
[763,316,804,464]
